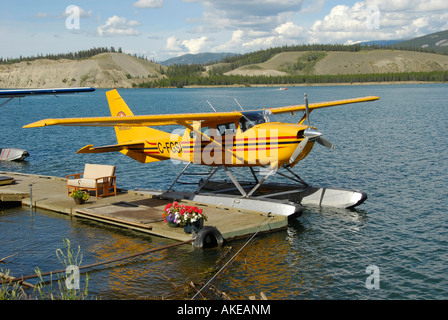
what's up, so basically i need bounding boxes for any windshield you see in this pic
[239,110,277,132]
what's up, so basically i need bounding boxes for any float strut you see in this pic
[166,162,191,193]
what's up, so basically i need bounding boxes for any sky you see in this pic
[1,0,448,62]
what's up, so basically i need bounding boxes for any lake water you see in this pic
[0,84,447,300]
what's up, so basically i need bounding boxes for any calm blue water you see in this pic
[1,84,447,299]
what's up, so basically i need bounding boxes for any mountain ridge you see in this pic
[159,52,237,66]
[1,30,448,88]
[389,30,448,53]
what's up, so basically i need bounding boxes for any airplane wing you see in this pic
[0,87,95,107]
[23,111,243,128]
[0,87,95,98]
[23,95,378,129]
[268,96,379,114]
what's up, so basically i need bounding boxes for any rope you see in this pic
[191,215,274,300]
[1,239,193,286]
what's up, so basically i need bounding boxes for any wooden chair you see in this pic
[67,163,117,199]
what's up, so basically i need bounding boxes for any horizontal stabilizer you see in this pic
[77,141,144,154]
[77,141,161,164]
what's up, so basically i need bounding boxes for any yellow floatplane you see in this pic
[24,89,379,216]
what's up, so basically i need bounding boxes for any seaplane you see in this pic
[23,89,379,217]
[0,87,95,161]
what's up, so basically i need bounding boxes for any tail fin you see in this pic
[106,89,166,143]
[105,89,172,163]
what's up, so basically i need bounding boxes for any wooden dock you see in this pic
[0,171,287,244]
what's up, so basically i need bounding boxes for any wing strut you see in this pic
[181,121,249,164]
[0,98,14,107]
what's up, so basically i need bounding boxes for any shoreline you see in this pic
[102,80,448,89]
[183,80,446,89]
[2,81,444,90]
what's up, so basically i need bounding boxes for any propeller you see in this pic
[289,93,334,165]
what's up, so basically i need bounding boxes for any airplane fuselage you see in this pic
[140,121,313,169]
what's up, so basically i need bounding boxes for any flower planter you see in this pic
[70,190,89,205]
[164,201,207,233]
[167,221,179,228]
[74,198,85,205]
[183,219,204,234]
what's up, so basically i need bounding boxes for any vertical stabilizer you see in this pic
[106,89,155,143]
[104,89,173,164]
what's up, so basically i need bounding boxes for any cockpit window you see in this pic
[216,122,236,136]
[239,110,277,132]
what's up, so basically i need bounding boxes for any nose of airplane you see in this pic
[303,128,322,140]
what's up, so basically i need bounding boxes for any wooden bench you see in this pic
[67,163,117,199]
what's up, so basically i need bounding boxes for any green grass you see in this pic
[1,238,94,300]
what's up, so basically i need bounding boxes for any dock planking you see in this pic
[0,171,287,243]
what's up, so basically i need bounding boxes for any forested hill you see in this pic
[140,44,448,88]
[0,47,131,65]
[2,43,448,89]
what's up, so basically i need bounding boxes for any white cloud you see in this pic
[230,21,304,52]
[133,0,163,8]
[182,36,208,54]
[97,16,141,36]
[300,0,325,14]
[201,0,305,31]
[367,0,448,12]
[275,22,302,37]
[202,0,448,54]
[169,0,448,56]
[163,35,208,56]
[191,1,309,54]
[242,36,278,50]
[212,30,245,52]
[164,36,184,53]
[211,22,305,53]
[35,6,93,20]
[415,0,448,11]
[309,0,448,44]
